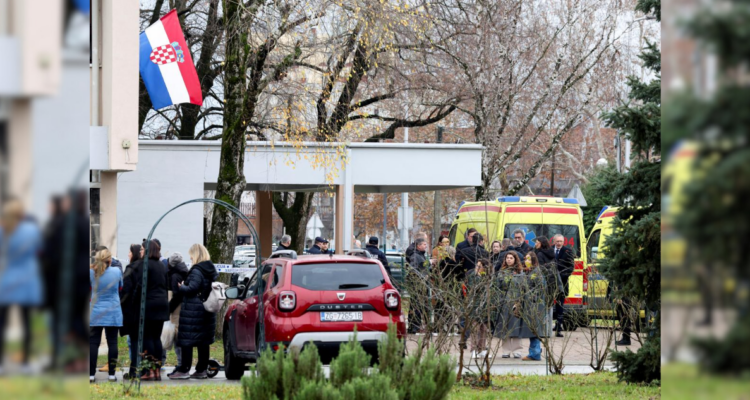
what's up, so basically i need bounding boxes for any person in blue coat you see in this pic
[0,199,43,375]
[88,248,123,383]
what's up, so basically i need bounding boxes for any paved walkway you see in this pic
[94,329,632,385]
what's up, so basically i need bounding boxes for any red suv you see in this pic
[222,251,406,379]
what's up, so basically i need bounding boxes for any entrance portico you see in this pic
[114,140,482,261]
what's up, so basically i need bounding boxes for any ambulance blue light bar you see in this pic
[562,198,579,204]
[596,206,609,220]
[497,196,520,202]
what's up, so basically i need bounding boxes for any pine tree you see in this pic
[580,164,621,235]
[598,0,661,384]
[672,1,750,374]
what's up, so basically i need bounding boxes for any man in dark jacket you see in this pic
[407,238,430,334]
[307,237,328,254]
[277,235,292,251]
[511,229,534,257]
[171,257,218,380]
[457,233,489,273]
[405,232,428,259]
[365,236,391,277]
[552,234,575,336]
[456,228,477,253]
[408,238,430,272]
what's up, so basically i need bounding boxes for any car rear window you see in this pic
[291,263,385,291]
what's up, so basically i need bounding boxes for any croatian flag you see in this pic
[139,10,203,110]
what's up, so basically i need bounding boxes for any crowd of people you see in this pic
[404,228,578,362]
[0,193,91,376]
[88,239,220,383]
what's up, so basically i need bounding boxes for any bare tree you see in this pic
[427,0,631,200]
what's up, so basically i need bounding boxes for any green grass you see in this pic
[90,382,239,399]
[95,336,224,371]
[90,371,659,399]
[0,376,88,400]
[662,363,750,400]
[449,372,660,399]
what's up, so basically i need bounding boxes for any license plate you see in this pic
[320,312,363,322]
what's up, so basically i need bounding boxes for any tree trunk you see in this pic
[206,0,248,264]
[272,192,315,253]
[179,0,222,140]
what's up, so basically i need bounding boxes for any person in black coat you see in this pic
[454,228,477,254]
[551,234,575,336]
[534,236,555,266]
[403,232,426,260]
[307,237,328,254]
[121,240,169,380]
[169,244,219,380]
[457,233,489,273]
[277,234,292,251]
[365,236,391,277]
[511,229,534,257]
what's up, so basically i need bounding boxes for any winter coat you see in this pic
[489,252,503,268]
[521,268,552,338]
[120,259,169,336]
[465,269,493,323]
[514,242,534,257]
[168,258,189,316]
[456,243,490,272]
[177,261,219,347]
[276,243,290,251]
[439,256,463,283]
[536,248,556,267]
[493,270,537,339]
[408,249,430,272]
[553,246,576,279]
[111,258,123,273]
[89,267,123,327]
[308,245,324,254]
[41,215,64,310]
[365,244,391,276]
[0,221,43,306]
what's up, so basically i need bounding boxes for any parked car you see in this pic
[384,251,406,291]
[234,245,256,259]
[222,251,406,379]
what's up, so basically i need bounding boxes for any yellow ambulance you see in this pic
[585,206,648,321]
[449,196,588,326]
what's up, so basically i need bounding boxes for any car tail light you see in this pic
[279,291,296,311]
[384,290,400,310]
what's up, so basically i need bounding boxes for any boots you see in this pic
[140,368,156,381]
[616,335,631,346]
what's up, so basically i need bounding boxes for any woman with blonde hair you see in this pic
[89,248,123,382]
[0,199,42,376]
[170,244,218,380]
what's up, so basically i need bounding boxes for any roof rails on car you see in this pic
[269,250,298,260]
[346,249,373,259]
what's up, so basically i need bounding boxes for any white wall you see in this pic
[32,52,90,223]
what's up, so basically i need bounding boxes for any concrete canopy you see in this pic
[116,140,482,261]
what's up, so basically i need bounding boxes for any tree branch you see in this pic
[364,106,456,142]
